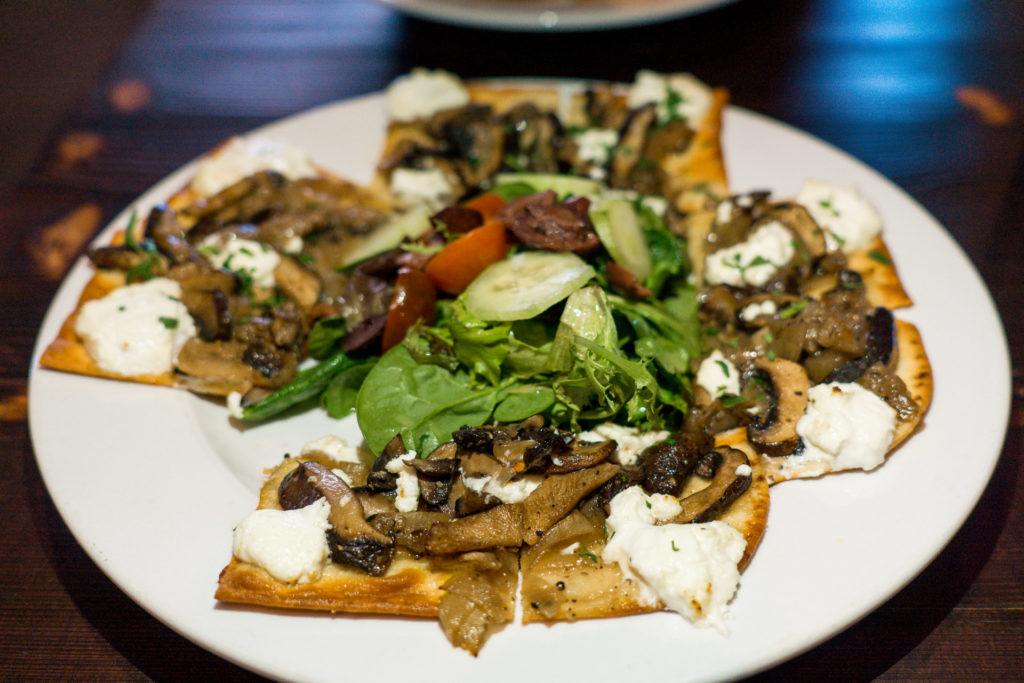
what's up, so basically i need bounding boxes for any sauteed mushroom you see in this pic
[671,447,753,524]
[745,358,810,457]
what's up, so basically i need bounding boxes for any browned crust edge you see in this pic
[849,236,914,309]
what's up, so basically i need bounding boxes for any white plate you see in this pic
[30,83,1010,682]
[378,0,737,31]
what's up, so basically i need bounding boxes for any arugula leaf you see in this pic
[356,345,501,455]
[321,360,375,419]
[307,316,347,360]
[643,226,686,294]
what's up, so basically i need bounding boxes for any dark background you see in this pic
[1,0,1021,679]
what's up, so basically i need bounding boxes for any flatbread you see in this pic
[757,319,931,483]
[848,237,913,309]
[216,456,451,616]
[519,446,769,623]
[564,84,730,213]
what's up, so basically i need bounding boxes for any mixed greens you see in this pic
[240,174,701,454]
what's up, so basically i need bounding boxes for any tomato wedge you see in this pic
[382,268,437,351]
[425,220,509,295]
[463,193,506,221]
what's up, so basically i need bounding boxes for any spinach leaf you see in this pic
[321,360,375,418]
[493,385,556,422]
[356,345,501,454]
[307,316,347,360]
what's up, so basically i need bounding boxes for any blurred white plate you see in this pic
[30,81,1010,682]
[378,0,738,31]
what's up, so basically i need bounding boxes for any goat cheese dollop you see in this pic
[300,435,362,463]
[796,180,883,253]
[793,382,897,473]
[385,451,420,512]
[696,350,740,399]
[627,70,713,126]
[191,137,317,198]
[573,128,619,179]
[704,220,795,288]
[740,300,777,322]
[200,235,280,289]
[385,69,469,122]
[577,423,670,467]
[603,486,746,632]
[463,473,543,504]
[389,167,453,207]
[74,277,197,376]
[232,498,331,584]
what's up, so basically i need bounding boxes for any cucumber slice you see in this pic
[339,205,432,268]
[591,198,652,280]
[493,173,603,199]
[464,252,596,321]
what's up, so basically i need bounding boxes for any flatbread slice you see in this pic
[564,83,730,213]
[216,454,518,655]
[519,444,769,623]
[756,319,931,483]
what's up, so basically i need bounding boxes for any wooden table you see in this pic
[1,0,1021,679]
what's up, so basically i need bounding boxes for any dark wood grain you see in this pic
[1,0,1021,679]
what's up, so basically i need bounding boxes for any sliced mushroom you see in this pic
[503,103,562,174]
[242,343,297,386]
[365,433,407,492]
[280,461,394,576]
[453,486,502,518]
[175,339,254,391]
[88,245,167,275]
[392,510,450,555]
[181,288,231,341]
[671,447,752,524]
[410,457,459,508]
[432,205,483,234]
[610,105,657,189]
[273,256,321,310]
[693,449,723,479]
[432,104,505,188]
[435,549,517,655]
[639,433,705,495]
[745,358,811,457]
[769,203,827,258]
[146,204,203,265]
[499,191,600,253]
[427,503,525,555]
[547,440,615,474]
[521,463,620,545]
[826,307,895,383]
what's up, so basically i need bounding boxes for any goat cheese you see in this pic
[739,300,778,322]
[389,167,453,207]
[704,220,795,288]
[603,486,746,632]
[735,463,753,477]
[385,69,469,121]
[226,391,245,419]
[200,235,280,289]
[577,423,670,467]
[232,498,331,584]
[715,199,734,225]
[627,70,713,126]
[74,277,197,376]
[573,128,618,178]
[191,137,316,197]
[796,180,883,253]
[385,451,420,512]
[300,435,362,464]
[696,350,740,398]
[794,382,897,473]
[463,473,543,504]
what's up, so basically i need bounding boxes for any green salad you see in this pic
[239,173,702,455]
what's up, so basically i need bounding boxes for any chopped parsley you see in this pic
[296,253,314,266]
[199,244,222,257]
[779,300,808,319]
[722,337,740,349]
[818,196,840,217]
[671,540,680,552]
[578,547,599,563]
[644,499,652,509]
[714,359,730,377]
[117,305,126,312]
[828,229,847,248]
[868,249,891,265]
[239,247,255,257]
[723,253,774,280]
[123,209,140,250]
[158,316,178,329]
[766,349,777,361]
[662,85,688,123]
[704,325,720,336]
